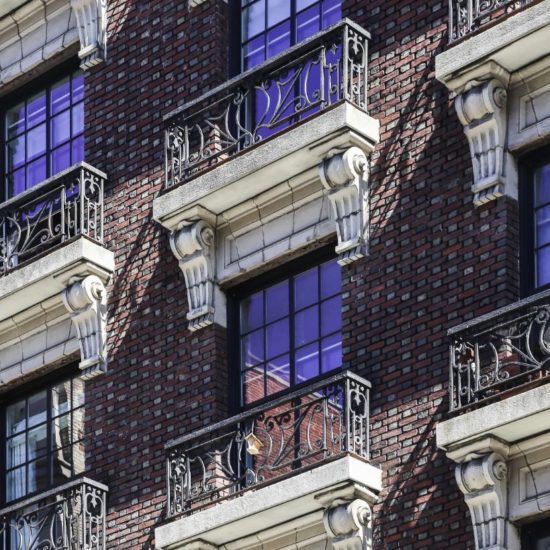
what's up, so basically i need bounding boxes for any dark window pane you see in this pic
[321,333,341,373]
[242,0,265,40]
[321,295,341,336]
[295,343,319,383]
[295,304,319,346]
[28,391,47,428]
[6,399,26,435]
[244,367,265,404]
[52,414,71,449]
[28,456,49,494]
[294,266,318,310]
[266,318,289,359]
[28,424,48,460]
[265,280,289,322]
[268,0,290,26]
[6,102,25,139]
[52,446,73,485]
[535,164,550,207]
[241,290,263,332]
[536,205,550,247]
[26,156,47,188]
[51,143,71,173]
[320,259,341,298]
[537,246,550,287]
[27,123,47,160]
[242,328,264,367]
[51,77,71,115]
[51,111,71,147]
[27,92,47,128]
[267,20,291,59]
[6,433,26,468]
[7,467,26,501]
[266,355,290,395]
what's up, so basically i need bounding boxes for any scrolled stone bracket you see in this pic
[70,0,108,69]
[170,219,217,332]
[455,452,519,550]
[323,498,373,550]
[455,76,516,206]
[62,275,108,380]
[319,147,370,266]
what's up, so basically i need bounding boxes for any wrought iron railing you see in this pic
[0,163,106,276]
[164,19,370,187]
[0,478,108,550]
[449,291,550,412]
[166,371,371,516]
[448,0,534,42]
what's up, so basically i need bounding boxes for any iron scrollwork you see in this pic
[166,372,371,516]
[0,479,108,550]
[165,20,370,187]
[0,163,106,276]
[449,301,550,411]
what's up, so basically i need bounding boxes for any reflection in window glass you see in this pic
[534,164,550,287]
[239,258,342,405]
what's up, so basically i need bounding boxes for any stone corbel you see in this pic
[323,499,373,550]
[62,275,108,380]
[319,147,369,266]
[170,218,218,332]
[71,0,108,69]
[452,442,520,550]
[454,73,516,206]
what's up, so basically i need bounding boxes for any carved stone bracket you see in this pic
[319,147,369,266]
[454,451,519,550]
[70,0,108,69]
[323,499,373,550]
[455,77,516,206]
[170,219,217,332]
[62,275,108,380]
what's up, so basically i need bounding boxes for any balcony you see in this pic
[449,290,550,413]
[448,0,535,43]
[0,477,108,550]
[157,372,381,549]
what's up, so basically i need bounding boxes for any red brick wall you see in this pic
[81,0,521,547]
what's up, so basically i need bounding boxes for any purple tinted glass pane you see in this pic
[6,102,25,139]
[244,35,265,70]
[320,259,341,298]
[297,0,317,9]
[51,111,71,147]
[266,280,289,322]
[244,366,265,404]
[242,0,265,41]
[267,21,291,58]
[266,355,290,395]
[27,92,47,129]
[27,123,46,160]
[295,305,319,346]
[72,103,84,136]
[535,165,550,207]
[72,135,85,164]
[72,73,85,103]
[7,137,25,171]
[297,5,320,42]
[8,169,26,197]
[321,295,341,336]
[51,77,71,115]
[537,205,550,247]
[537,246,550,287]
[321,332,341,373]
[295,343,319,383]
[266,318,289,359]
[51,144,71,173]
[294,266,318,310]
[26,156,46,188]
[241,290,263,332]
[267,0,290,26]
[322,0,341,27]
[242,328,264,368]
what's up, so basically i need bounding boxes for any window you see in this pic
[522,519,550,549]
[236,255,343,406]
[2,375,85,503]
[240,0,342,71]
[520,149,550,294]
[3,69,84,201]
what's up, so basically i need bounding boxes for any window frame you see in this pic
[519,145,550,297]
[0,58,83,204]
[0,363,84,507]
[227,245,343,412]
